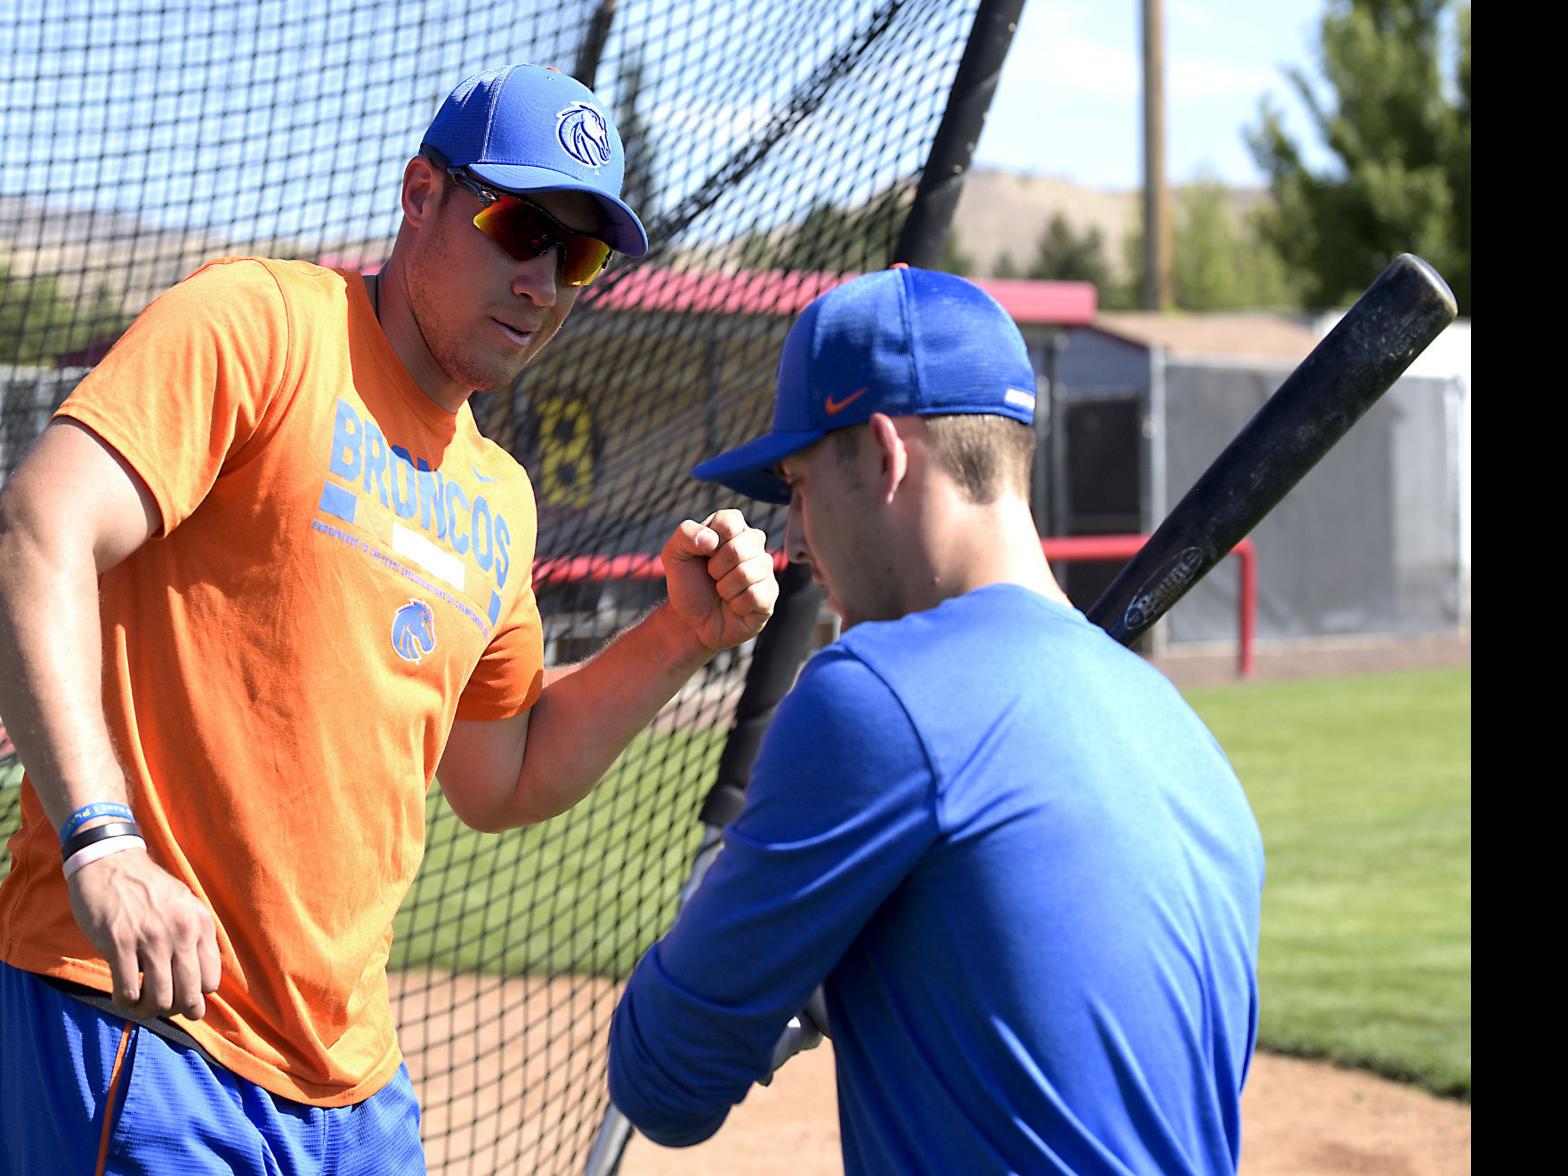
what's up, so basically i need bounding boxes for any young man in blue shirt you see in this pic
[607,265,1266,1174]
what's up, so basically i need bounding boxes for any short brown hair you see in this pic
[924,414,1035,503]
[829,414,1035,502]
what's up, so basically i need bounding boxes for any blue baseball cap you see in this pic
[692,266,1038,503]
[422,64,649,257]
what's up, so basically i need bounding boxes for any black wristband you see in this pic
[60,820,143,864]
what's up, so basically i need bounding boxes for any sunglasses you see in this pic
[433,158,614,287]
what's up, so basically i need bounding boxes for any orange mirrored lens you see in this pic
[471,196,612,286]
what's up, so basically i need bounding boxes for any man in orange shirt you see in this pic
[0,65,776,1172]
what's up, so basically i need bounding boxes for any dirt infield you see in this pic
[618,1043,1472,1176]
[1150,630,1471,690]
[391,973,1471,1176]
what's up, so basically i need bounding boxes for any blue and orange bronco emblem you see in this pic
[390,600,436,664]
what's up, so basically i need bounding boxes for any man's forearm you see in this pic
[0,423,159,825]
[503,602,714,824]
[441,510,776,832]
[0,515,129,827]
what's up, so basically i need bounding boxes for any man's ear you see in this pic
[401,156,444,228]
[867,413,909,505]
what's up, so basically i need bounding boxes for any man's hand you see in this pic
[66,848,220,1021]
[662,509,778,652]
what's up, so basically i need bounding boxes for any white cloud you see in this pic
[1051,37,1142,101]
[999,6,1140,103]
[1168,55,1278,100]
[1169,0,1220,33]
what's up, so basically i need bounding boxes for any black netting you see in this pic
[1,2,987,1171]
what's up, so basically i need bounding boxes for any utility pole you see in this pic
[1141,0,1172,310]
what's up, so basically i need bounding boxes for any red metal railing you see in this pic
[1039,535,1256,678]
[532,534,1257,677]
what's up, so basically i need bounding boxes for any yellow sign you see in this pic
[532,396,596,509]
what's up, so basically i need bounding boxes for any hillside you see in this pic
[2,172,1268,309]
[950,168,1268,281]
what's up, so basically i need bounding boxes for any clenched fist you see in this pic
[661,509,778,653]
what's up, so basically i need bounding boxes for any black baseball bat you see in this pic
[1084,253,1458,644]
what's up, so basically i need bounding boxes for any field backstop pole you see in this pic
[893,0,1027,267]
[572,1,617,88]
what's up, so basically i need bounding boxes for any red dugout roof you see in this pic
[579,267,1097,326]
[333,255,1098,326]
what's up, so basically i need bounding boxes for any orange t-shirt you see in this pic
[0,258,544,1105]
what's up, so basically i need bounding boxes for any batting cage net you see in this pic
[1,1,990,1171]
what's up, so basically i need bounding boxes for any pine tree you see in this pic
[936,230,975,276]
[1171,181,1295,311]
[1247,0,1471,313]
[1026,213,1113,289]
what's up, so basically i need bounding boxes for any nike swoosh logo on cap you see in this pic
[824,387,869,415]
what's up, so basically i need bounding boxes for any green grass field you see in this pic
[1185,666,1471,1099]
[387,665,1470,1100]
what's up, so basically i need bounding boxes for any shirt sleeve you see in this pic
[607,645,940,1147]
[53,259,292,537]
[453,578,545,719]
[455,458,545,719]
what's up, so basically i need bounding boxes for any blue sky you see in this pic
[974,0,1330,189]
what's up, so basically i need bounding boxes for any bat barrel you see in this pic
[1084,253,1458,646]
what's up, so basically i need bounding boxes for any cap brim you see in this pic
[691,429,828,504]
[469,162,649,256]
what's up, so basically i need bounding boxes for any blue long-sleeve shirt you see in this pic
[609,585,1265,1174]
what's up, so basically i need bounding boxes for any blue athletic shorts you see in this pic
[0,961,426,1175]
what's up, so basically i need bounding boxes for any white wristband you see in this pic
[61,835,147,880]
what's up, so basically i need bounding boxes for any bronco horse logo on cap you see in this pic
[557,102,612,169]
[390,600,437,664]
